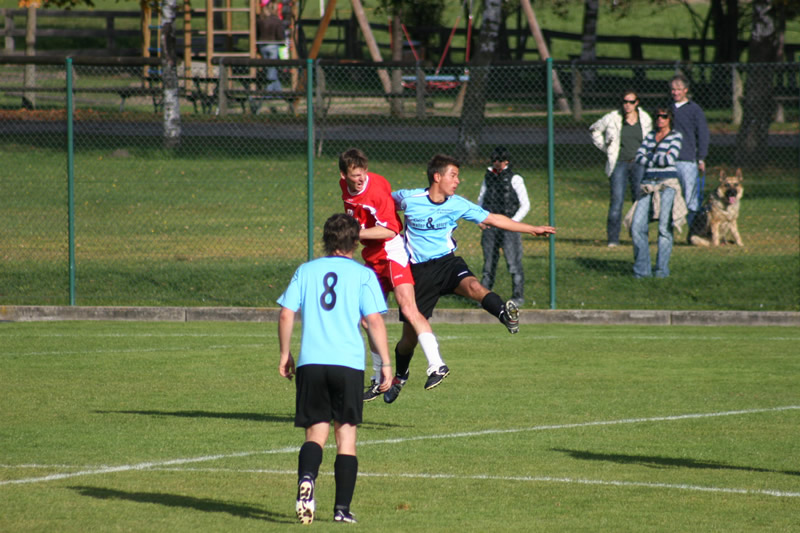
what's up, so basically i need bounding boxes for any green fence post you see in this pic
[66,57,76,306]
[306,58,315,261]
[546,58,556,310]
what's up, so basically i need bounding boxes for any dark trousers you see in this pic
[480,227,524,301]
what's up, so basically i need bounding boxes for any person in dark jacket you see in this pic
[477,146,532,306]
[670,74,709,235]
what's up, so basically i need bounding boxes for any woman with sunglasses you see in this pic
[627,108,688,278]
[589,90,653,247]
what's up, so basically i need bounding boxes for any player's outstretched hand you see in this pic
[531,225,556,236]
[378,366,393,392]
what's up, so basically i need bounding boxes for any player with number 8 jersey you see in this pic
[278,257,385,370]
[277,214,392,525]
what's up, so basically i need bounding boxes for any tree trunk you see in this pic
[578,0,598,86]
[24,5,37,109]
[579,0,598,58]
[161,0,181,149]
[711,0,740,62]
[455,0,502,164]
[390,12,404,118]
[735,0,784,165]
[707,0,740,106]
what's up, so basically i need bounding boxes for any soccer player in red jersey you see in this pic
[339,148,448,401]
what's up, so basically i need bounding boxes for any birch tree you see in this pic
[161,0,181,148]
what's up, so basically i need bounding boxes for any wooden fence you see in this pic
[4,8,800,64]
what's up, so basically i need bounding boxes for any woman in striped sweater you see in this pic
[630,107,687,278]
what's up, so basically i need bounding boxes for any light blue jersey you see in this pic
[392,188,489,263]
[277,256,387,370]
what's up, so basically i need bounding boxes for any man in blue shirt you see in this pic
[278,213,392,525]
[383,154,555,403]
[670,74,709,236]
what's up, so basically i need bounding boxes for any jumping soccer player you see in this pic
[384,153,556,403]
[339,148,450,399]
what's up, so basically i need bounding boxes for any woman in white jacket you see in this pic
[589,90,653,247]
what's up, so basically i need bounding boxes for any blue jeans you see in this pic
[675,161,699,212]
[607,160,645,245]
[631,183,676,278]
[258,44,282,93]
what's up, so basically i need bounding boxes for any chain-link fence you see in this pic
[1,57,798,310]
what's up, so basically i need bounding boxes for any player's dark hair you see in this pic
[323,213,360,255]
[427,153,460,185]
[339,148,369,174]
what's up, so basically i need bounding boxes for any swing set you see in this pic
[400,0,472,91]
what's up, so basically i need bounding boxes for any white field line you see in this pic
[148,467,800,499]
[2,405,798,488]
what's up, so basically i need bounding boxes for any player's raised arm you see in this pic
[359,225,397,241]
[482,213,556,237]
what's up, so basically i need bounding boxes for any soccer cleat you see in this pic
[383,370,409,404]
[333,509,358,523]
[424,365,450,390]
[363,379,382,402]
[499,299,520,334]
[296,475,315,525]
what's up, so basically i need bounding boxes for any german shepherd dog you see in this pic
[689,168,744,247]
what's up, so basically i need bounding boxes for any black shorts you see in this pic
[404,253,475,320]
[294,364,364,428]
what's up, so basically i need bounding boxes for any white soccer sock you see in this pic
[418,332,445,375]
[370,351,382,381]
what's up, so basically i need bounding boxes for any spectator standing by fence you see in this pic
[627,108,687,279]
[589,90,653,247]
[256,0,284,95]
[477,146,531,306]
[277,213,392,525]
[670,74,709,236]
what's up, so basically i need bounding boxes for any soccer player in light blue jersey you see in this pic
[278,213,393,525]
[382,154,556,403]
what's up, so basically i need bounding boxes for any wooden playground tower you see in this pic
[140,0,271,77]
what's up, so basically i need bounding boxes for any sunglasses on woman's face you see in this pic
[656,113,669,119]
[622,99,637,104]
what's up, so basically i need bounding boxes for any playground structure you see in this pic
[141,0,278,76]
[137,0,568,111]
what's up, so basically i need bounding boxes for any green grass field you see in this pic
[2,139,798,310]
[2,320,799,531]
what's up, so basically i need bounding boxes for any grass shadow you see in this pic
[553,448,800,477]
[69,486,294,523]
[94,409,406,429]
[94,409,294,423]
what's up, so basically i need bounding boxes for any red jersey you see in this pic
[340,172,408,267]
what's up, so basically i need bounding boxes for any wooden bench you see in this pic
[0,81,163,112]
